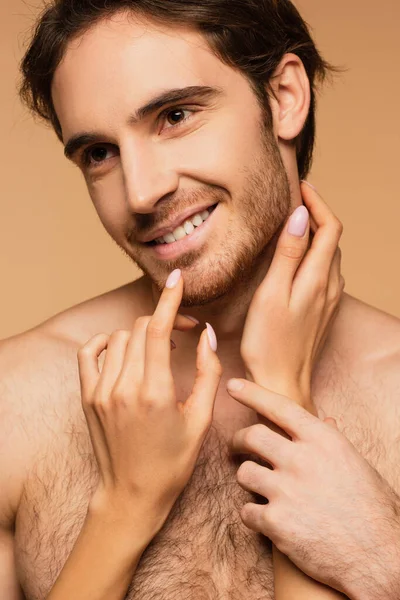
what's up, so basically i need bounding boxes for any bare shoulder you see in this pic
[0,276,149,527]
[332,292,400,392]
[0,327,80,529]
[35,276,150,347]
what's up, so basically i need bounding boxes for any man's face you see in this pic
[52,11,292,306]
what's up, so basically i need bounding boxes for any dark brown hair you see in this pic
[19,0,343,179]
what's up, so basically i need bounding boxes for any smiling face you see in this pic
[52,10,292,306]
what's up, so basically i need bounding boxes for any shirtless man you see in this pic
[2,1,400,599]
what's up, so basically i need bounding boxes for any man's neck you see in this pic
[134,242,350,435]
[140,225,342,389]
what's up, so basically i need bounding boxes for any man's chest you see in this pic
[15,402,275,599]
[14,369,400,600]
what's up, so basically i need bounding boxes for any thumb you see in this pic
[184,324,222,434]
[264,205,310,297]
[324,417,339,430]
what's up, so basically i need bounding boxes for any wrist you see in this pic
[246,369,314,412]
[87,490,158,551]
[344,536,400,600]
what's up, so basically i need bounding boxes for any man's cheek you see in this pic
[172,126,252,193]
[88,177,127,240]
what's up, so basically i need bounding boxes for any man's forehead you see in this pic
[52,12,233,138]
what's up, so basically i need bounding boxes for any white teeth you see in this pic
[183,220,195,235]
[163,233,176,243]
[191,214,203,227]
[157,207,214,245]
[173,226,187,241]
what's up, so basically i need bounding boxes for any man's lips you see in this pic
[149,202,218,260]
[137,202,219,244]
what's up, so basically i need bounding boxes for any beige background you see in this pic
[1,0,399,340]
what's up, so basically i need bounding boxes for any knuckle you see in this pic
[78,333,107,356]
[328,277,346,305]
[110,385,128,407]
[240,344,261,368]
[140,383,160,407]
[263,503,281,532]
[242,430,255,449]
[93,392,110,414]
[81,391,95,406]
[146,322,167,339]
[243,425,262,448]
[312,277,328,298]
[290,447,307,472]
[77,345,91,359]
[327,285,341,305]
[240,502,254,523]
[279,244,305,260]
[237,460,254,483]
[261,505,274,529]
[134,316,151,330]
[329,216,343,236]
[240,503,250,522]
[253,423,267,438]
[335,219,344,237]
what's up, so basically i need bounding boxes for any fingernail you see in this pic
[301,180,318,192]
[182,314,200,325]
[227,379,244,392]
[165,269,181,289]
[170,339,177,350]
[206,322,217,352]
[287,206,309,237]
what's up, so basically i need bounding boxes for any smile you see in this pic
[147,204,219,260]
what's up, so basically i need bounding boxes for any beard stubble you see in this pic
[126,116,292,307]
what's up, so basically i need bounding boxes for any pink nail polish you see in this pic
[165,269,181,289]
[182,314,200,325]
[206,322,217,352]
[287,206,309,237]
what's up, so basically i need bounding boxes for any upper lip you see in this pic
[138,202,218,243]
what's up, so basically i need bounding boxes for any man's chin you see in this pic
[137,257,239,307]
[136,236,269,308]
[179,284,230,307]
[154,268,237,307]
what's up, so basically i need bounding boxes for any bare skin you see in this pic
[2,10,400,600]
[1,283,400,600]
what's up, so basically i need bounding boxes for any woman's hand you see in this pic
[77,269,222,539]
[240,181,345,411]
[237,181,347,599]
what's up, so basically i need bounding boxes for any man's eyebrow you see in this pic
[63,85,224,160]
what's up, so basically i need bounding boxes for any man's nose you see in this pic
[121,144,179,214]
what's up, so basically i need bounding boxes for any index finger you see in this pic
[144,269,184,382]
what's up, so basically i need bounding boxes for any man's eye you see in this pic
[82,144,117,168]
[161,107,193,130]
[81,108,194,168]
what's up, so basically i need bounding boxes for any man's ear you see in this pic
[268,53,311,142]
